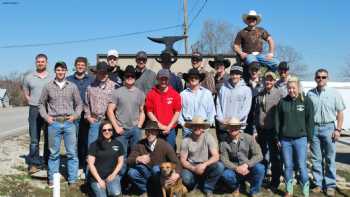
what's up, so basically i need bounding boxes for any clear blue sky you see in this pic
[0,0,349,80]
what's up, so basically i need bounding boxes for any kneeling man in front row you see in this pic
[220,117,265,197]
[180,117,224,197]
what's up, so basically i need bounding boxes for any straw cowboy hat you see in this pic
[222,117,246,130]
[242,10,262,25]
[184,116,211,129]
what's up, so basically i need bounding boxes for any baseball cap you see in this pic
[136,51,147,59]
[157,69,170,79]
[107,49,119,58]
[264,71,277,80]
[230,65,243,75]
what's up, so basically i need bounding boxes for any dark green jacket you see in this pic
[275,95,314,141]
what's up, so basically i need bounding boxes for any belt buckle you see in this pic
[55,116,66,123]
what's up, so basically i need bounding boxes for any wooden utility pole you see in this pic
[183,0,189,54]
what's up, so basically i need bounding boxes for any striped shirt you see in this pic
[39,80,82,121]
[84,79,117,119]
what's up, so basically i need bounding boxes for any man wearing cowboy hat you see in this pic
[186,51,216,93]
[220,117,264,197]
[85,62,117,147]
[156,50,183,93]
[179,68,216,137]
[107,65,146,156]
[208,54,230,96]
[216,64,252,142]
[233,10,279,72]
[127,120,182,197]
[180,117,224,197]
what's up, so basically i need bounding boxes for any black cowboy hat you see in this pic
[144,121,162,131]
[183,68,206,83]
[155,50,178,64]
[123,65,136,78]
[208,55,231,69]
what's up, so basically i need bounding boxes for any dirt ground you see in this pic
[0,131,350,197]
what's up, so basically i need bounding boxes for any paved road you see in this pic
[0,107,28,138]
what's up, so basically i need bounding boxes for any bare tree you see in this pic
[274,44,309,79]
[0,71,29,106]
[191,19,238,54]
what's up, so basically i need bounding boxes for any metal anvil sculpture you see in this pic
[148,36,187,64]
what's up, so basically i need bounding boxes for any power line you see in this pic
[0,24,182,49]
[189,0,208,28]
[189,0,201,15]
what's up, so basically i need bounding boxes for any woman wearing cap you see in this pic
[87,120,124,197]
[275,77,314,197]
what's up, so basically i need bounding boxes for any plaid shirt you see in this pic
[39,80,82,121]
[84,79,116,119]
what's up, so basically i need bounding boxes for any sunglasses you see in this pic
[247,17,257,21]
[125,75,135,79]
[191,57,202,62]
[102,128,113,132]
[107,57,117,61]
[136,58,147,62]
[316,76,327,80]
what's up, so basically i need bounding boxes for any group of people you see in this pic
[22,10,345,197]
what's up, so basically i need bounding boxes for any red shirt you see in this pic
[145,86,181,127]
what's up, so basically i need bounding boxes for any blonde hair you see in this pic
[287,76,304,101]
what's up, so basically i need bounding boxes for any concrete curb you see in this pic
[0,126,28,141]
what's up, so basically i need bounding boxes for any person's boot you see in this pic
[284,179,293,197]
[302,181,310,197]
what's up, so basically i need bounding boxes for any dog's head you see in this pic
[160,162,176,177]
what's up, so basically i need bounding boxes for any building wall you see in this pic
[96,54,237,74]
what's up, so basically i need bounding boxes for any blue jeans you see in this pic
[116,127,141,156]
[90,175,121,197]
[311,123,336,189]
[256,130,282,188]
[159,128,176,149]
[245,54,279,72]
[128,164,161,194]
[281,137,309,185]
[28,105,49,166]
[181,162,224,193]
[74,113,89,168]
[48,121,78,183]
[221,163,265,195]
[88,121,101,148]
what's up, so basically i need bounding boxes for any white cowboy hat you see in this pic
[222,117,247,130]
[242,10,262,25]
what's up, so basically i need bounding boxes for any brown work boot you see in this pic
[232,188,240,197]
[28,165,40,174]
[284,193,292,197]
[311,186,322,193]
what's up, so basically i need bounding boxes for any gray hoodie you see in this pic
[216,79,252,123]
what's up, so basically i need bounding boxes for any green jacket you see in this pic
[275,95,314,141]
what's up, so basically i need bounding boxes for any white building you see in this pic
[0,88,10,108]
[302,81,350,131]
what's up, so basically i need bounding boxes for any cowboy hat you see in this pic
[242,10,262,25]
[184,116,211,129]
[222,117,246,130]
[208,55,231,69]
[144,120,162,131]
[183,68,206,83]
[155,50,178,64]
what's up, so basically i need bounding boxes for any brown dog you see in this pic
[160,162,188,197]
